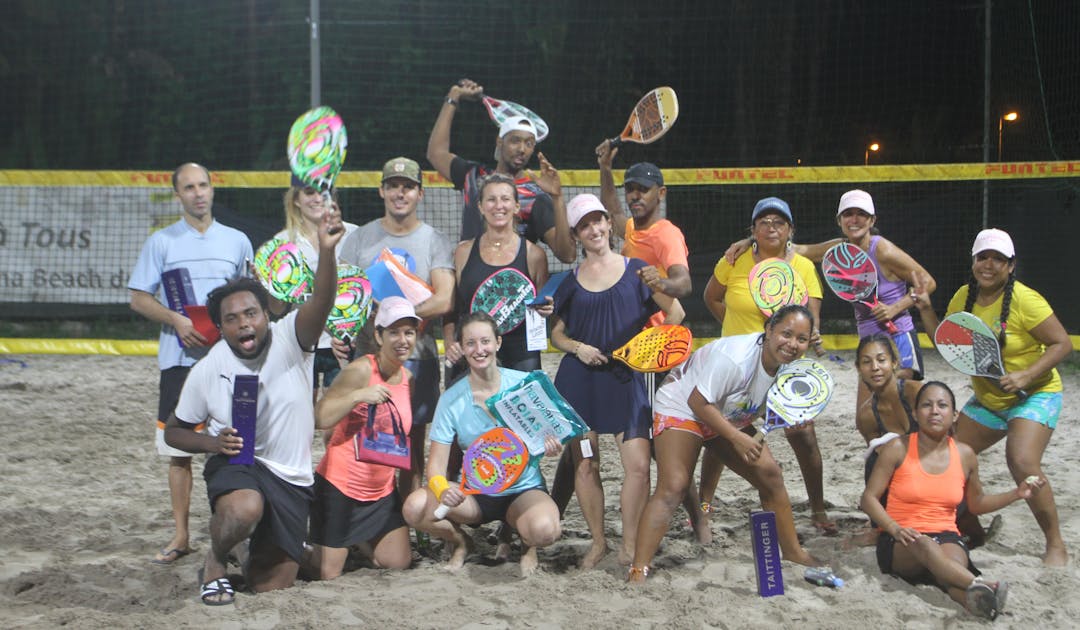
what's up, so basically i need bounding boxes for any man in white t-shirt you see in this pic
[165,206,344,605]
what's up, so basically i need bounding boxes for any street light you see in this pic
[864,142,881,166]
[997,111,1018,161]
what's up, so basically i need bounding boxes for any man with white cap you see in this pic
[427,78,575,263]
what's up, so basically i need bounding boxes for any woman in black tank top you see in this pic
[443,175,551,381]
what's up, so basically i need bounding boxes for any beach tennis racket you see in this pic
[821,242,899,334]
[756,358,834,443]
[749,258,808,317]
[609,87,679,147]
[287,106,347,234]
[253,238,315,303]
[325,265,373,341]
[481,94,549,142]
[608,324,693,373]
[433,427,529,519]
[470,268,537,335]
[934,312,1025,396]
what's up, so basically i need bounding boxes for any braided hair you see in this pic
[963,268,1016,349]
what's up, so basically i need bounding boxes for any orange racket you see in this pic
[609,87,680,147]
[608,324,693,373]
[434,427,529,519]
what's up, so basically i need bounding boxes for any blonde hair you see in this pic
[281,186,338,244]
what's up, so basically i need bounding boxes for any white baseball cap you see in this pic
[971,228,1015,258]
[566,193,609,229]
[837,189,876,216]
[374,296,421,328]
[498,116,538,139]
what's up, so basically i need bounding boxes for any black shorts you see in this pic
[157,366,191,424]
[472,488,544,525]
[204,455,314,562]
[308,474,406,548]
[876,530,979,586]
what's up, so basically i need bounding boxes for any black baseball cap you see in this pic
[624,162,664,188]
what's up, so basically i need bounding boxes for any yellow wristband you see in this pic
[428,475,450,501]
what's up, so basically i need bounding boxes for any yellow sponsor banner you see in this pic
[3,161,1080,189]
[7,334,1080,356]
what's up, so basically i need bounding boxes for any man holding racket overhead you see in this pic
[129,162,253,566]
[595,140,691,305]
[427,78,576,263]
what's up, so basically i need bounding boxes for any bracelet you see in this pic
[428,475,449,501]
[445,97,458,107]
[909,290,919,306]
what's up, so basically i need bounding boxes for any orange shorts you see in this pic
[652,412,718,441]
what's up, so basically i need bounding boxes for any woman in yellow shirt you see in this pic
[916,228,1071,566]
[701,197,833,534]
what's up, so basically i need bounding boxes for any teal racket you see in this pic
[470,268,537,335]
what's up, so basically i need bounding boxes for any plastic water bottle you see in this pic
[804,567,844,588]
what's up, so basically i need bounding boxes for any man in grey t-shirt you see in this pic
[339,157,455,492]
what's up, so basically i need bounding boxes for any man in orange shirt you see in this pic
[595,141,691,314]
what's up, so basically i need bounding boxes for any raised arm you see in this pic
[872,238,936,321]
[294,206,344,349]
[595,139,627,238]
[532,153,576,263]
[426,78,484,180]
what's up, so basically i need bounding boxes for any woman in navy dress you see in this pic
[549,193,684,568]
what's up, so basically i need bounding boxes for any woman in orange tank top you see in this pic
[861,381,1045,620]
[304,297,421,580]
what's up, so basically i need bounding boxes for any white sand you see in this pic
[1,350,1078,629]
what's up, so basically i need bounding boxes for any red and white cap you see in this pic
[374,296,421,328]
[971,228,1015,258]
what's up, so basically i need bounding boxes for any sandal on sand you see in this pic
[150,547,193,565]
[200,577,235,606]
[966,578,1007,619]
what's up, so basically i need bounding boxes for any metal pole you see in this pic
[981,0,992,229]
[310,0,321,108]
[997,116,1004,162]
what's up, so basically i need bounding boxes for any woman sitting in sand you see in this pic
[861,381,1044,620]
[402,312,562,576]
[854,334,996,548]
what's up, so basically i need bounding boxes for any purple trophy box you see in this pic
[229,375,258,465]
[751,510,785,597]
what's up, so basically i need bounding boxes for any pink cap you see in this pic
[566,193,608,228]
[971,228,1015,258]
[374,296,421,328]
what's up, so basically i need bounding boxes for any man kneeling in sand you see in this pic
[165,207,343,605]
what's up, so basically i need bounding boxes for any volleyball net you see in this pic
[2,162,1078,332]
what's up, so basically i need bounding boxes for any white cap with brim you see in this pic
[374,296,421,328]
[971,228,1016,258]
[498,116,538,139]
[567,193,608,229]
[837,189,876,216]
